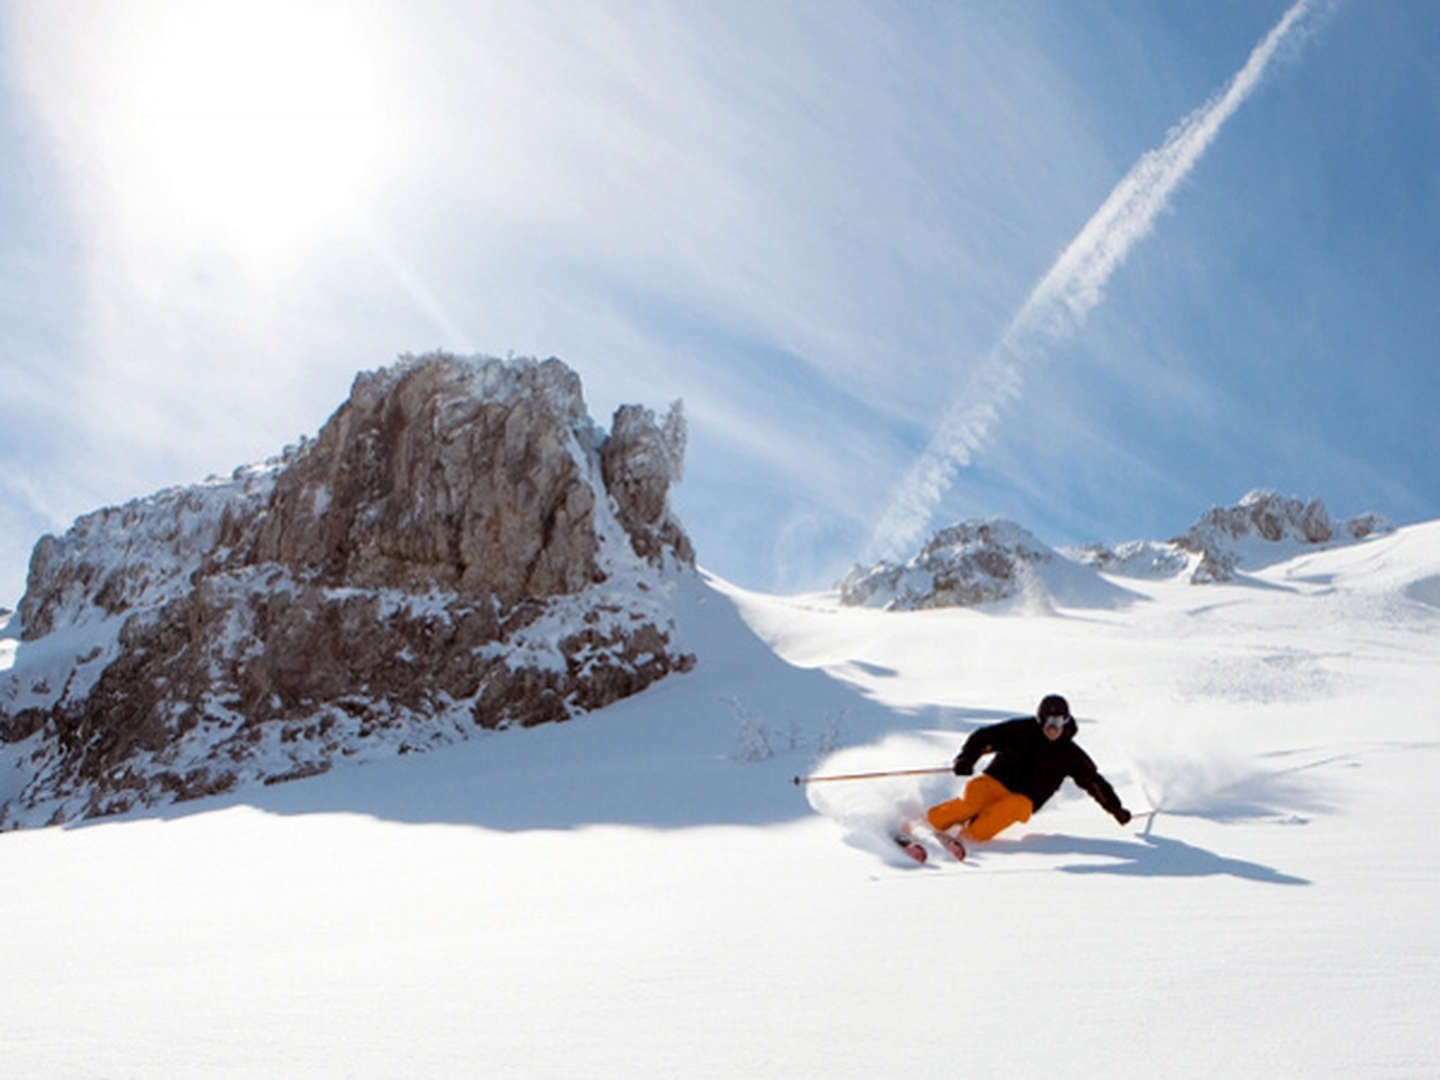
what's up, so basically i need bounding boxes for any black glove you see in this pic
[953,755,974,776]
[1113,807,1132,826]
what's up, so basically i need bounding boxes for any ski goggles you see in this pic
[1040,713,1070,730]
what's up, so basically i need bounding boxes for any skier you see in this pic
[919,694,1131,855]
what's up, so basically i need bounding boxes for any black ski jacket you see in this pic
[954,716,1126,819]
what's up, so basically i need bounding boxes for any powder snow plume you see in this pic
[865,0,1318,562]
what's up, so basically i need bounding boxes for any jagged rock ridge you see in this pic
[842,490,1395,610]
[1168,489,1392,584]
[1,353,696,829]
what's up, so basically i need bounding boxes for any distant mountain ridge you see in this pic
[840,489,1395,611]
[1,353,695,828]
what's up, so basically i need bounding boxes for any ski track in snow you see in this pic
[2,522,1439,1076]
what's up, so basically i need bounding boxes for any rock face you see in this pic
[839,520,1054,610]
[602,403,692,567]
[250,358,608,598]
[0,353,695,829]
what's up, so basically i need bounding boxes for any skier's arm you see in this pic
[952,724,1000,775]
[1070,748,1131,824]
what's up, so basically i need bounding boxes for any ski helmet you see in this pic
[1037,694,1070,729]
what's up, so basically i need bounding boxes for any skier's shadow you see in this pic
[979,831,1310,885]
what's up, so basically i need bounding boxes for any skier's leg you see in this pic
[925,777,983,831]
[926,775,1006,832]
[968,792,1034,841]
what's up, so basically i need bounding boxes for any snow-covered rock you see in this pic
[601,401,692,567]
[1175,490,1394,583]
[842,519,1146,612]
[1342,511,1394,541]
[18,464,281,640]
[843,491,1397,611]
[841,519,1043,610]
[1071,492,1395,586]
[0,353,696,829]
[1065,540,1191,580]
[840,519,1064,610]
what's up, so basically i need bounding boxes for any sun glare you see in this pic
[107,3,386,267]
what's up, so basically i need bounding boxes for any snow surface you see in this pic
[3,522,1439,1077]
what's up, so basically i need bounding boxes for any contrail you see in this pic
[864,0,1317,562]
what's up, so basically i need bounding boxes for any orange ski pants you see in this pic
[926,775,1033,842]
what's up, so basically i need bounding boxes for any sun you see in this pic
[104,2,388,268]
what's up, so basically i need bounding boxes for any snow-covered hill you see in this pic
[3,517,1438,1077]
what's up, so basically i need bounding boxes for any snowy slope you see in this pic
[2,522,1439,1077]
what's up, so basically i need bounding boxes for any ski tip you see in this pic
[893,835,928,863]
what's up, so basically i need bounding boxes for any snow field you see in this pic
[2,522,1438,1076]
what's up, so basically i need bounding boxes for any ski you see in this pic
[892,832,927,864]
[933,830,967,861]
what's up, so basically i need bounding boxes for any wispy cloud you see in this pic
[863,0,1319,562]
[0,1,1081,597]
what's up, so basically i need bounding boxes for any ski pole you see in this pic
[791,766,952,786]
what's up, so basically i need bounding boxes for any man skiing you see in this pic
[917,694,1131,858]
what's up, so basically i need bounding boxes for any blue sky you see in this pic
[1,0,1436,606]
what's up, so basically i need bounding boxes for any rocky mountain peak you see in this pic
[250,353,611,598]
[1,353,696,829]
